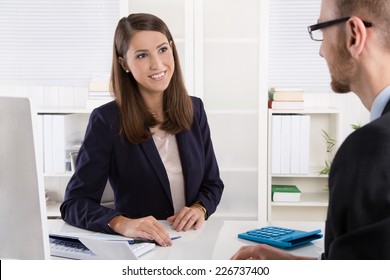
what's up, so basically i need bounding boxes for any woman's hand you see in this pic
[167,205,205,231]
[230,244,315,260]
[108,215,172,247]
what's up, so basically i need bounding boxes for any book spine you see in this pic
[268,100,304,110]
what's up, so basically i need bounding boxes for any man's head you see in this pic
[312,0,390,98]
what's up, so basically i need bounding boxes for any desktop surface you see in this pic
[48,218,324,260]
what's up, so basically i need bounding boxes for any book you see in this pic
[268,100,304,110]
[269,87,303,92]
[272,184,301,202]
[268,90,304,101]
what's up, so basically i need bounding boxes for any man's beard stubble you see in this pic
[330,33,355,94]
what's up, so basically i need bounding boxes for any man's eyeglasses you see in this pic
[307,17,372,41]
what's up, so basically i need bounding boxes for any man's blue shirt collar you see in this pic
[370,85,390,121]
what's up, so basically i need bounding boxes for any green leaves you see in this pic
[319,129,336,175]
[322,129,336,153]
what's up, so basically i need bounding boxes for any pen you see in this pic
[128,236,181,244]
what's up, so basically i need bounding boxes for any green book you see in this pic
[272,184,301,202]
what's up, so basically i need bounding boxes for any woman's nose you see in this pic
[150,55,162,70]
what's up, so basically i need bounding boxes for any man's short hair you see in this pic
[337,0,390,48]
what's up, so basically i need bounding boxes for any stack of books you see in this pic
[86,75,114,109]
[268,87,304,110]
[271,184,302,202]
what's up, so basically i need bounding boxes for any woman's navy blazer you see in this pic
[60,97,224,233]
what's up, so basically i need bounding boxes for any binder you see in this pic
[271,115,282,174]
[280,115,292,174]
[300,115,310,174]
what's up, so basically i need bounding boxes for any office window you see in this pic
[268,0,331,93]
[0,0,120,86]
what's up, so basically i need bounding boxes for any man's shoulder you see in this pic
[338,113,390,158]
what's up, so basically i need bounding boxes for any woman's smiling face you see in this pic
[124,30,175,97]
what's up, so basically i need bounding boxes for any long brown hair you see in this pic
[110,13,193,144]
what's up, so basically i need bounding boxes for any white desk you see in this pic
[48,218,324,260]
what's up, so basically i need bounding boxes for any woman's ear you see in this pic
[346,16,367,58]
[118,57,129,72]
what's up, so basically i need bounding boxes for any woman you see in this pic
[60,13,224,247]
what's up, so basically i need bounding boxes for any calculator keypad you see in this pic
[247,226,294,240]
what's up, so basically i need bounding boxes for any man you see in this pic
[231,0,390,260]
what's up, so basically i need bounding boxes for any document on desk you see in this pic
[49,232,152,260]
[78,236,139,260]
[49,231,181,259]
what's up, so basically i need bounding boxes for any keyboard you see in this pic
[49,235,155,260]
[238,226,323,249]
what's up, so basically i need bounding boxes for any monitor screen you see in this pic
[0,97,50,259]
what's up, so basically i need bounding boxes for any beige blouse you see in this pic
[151,126,185,214]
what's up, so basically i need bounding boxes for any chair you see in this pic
[70,151,115,209]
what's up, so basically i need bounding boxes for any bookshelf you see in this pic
[36,109,91,217]
[267,107,341,221]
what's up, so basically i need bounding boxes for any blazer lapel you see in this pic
[140,138,173,205]
[382,99,390,115]
[176,130,190,203]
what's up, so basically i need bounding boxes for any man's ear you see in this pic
[346,16,367,58]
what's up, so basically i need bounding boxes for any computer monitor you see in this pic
[0,96,50,259]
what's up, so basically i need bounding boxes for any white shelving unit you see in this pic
[267,107,341,221]
[37,109,91,217]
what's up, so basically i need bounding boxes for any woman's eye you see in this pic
[136,53,148,59]
[159,47,168,53]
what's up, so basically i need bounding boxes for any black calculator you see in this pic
[238,226,323,249]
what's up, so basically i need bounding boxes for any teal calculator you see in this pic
[238,226,323,249]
